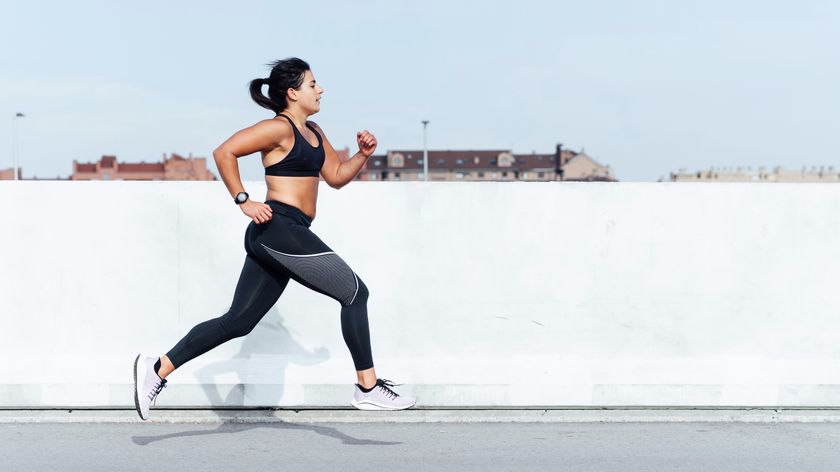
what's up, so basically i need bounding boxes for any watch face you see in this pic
[236,192,248,203]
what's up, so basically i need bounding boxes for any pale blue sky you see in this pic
[2,0,838,181]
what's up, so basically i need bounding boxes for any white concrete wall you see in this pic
[1,181,839,408]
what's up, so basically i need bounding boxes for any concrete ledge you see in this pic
[4,408,840,423]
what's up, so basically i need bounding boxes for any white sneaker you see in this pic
[351,378,416,411]
[133,354,167,420]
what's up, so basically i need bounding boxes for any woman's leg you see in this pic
[160,254,291,377]
[253,223,375,380]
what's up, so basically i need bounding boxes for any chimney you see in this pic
[555,143,563,171]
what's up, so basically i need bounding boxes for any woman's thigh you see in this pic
[249,219,361,306]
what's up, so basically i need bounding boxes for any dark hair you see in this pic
[249,57,310,115]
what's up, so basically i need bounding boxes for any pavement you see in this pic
[3,408,840,471]
[4,407,840,423]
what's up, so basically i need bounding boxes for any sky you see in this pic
[1,0,838,181]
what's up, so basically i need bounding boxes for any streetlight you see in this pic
[421,120,429,182]
[12,112,25,181]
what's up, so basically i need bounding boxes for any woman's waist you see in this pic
[265,199,315,227]
[265,186,317,218]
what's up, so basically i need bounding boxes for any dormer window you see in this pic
[389,153,405,168]
[497,152,515,167]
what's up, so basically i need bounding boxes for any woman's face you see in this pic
[290,69,324,114]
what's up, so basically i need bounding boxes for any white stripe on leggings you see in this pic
[261,249,336,258]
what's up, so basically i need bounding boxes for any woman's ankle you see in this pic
[157,355,176,379]
[356,367,377,389]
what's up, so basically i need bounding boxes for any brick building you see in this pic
[0,168,18,180]
[355,145,615,182]
[72,153,216,181]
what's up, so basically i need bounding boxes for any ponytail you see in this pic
[249,57,310,115]
[249,78,279,114]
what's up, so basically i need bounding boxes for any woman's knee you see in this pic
[218,311,259,339]
[349,276,369,306]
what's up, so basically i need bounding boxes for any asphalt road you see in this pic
[3,421,840,471]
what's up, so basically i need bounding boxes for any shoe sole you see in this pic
[351,399,416,411]
[133,354,146,421]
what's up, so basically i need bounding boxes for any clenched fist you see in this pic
[357,130,378,158]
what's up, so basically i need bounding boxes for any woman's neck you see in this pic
[280,109,308,129]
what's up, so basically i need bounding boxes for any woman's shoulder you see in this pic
[237,117,293,149]
[306,120,325,139]
[252,117,294,136]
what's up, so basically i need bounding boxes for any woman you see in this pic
[134,57,415,420]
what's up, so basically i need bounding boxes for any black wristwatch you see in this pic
[234,191,249,205]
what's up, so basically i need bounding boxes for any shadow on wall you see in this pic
[131,309,402,447]
[131,309,402,446]
[193,307,330,408]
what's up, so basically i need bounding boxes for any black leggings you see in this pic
[166,200,373,371]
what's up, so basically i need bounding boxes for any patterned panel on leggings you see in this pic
[261,244,359,306]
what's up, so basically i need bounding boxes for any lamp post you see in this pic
[12,112,25,181]
[421,120,429,182]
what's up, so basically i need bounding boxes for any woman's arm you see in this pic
[311,122,377,189]
[213,119,290,223]
[213,120,290,198]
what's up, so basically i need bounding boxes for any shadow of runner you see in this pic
[130,421,402,446]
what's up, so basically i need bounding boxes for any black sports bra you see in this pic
[265,114,325,177]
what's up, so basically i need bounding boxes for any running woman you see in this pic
[134,57,416,420]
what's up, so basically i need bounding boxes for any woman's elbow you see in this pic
[322,170,345,189]
[213,147,233,162]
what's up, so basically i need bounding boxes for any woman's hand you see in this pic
[240,200,273,224]
[357,130,378,158]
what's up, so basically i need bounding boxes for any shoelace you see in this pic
[376,378,402,400]
[148,378,168,406]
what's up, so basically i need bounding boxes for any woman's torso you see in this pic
[261,114,324,220]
